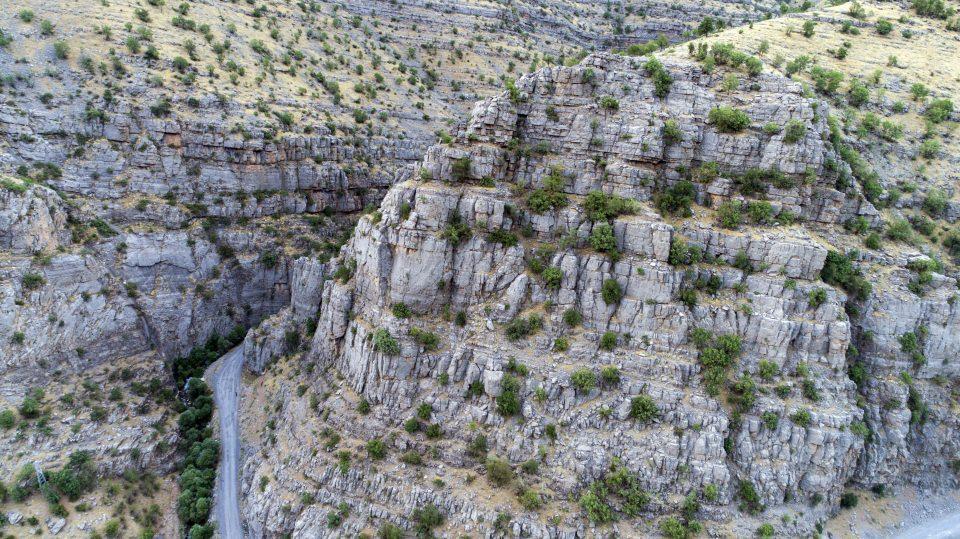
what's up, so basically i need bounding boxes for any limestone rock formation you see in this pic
[236,52,959,536]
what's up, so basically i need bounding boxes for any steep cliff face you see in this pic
[238,51,958,536]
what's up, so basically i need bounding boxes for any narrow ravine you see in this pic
[211,346,245,538]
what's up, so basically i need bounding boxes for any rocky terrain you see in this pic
[0,0,958,536]
[238,32,959,538]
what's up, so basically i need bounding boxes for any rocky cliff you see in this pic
[239,49,959,537]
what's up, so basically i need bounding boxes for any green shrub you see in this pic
[810,66,844,94]
[519,488,543,510]
[802,20,816,37]
[600,366,621,386]
[709,106,751,132]
[599,95,619,110]
[412,504,444,535]
[366,439,387,459]
[451,157,471,180]
[663,119,683,143]
[590,223,617,254]
[601,279,623,304]
[630,395,659,422]
[739,480,763,514]
[642,57,673,98]
[391,302,412,318]
[654,180,695,217]
[21,272,46,290]
[848,80,870,107]
[571,369,596,392]
[783,119,806,143]
[563,309,582,327]
[53,41,70,59]
[886,219,914,243]
[790,408,812,427]
[497,374,521,416]
[409,327,440,351]
[19,396,40,418]
[923,189,948,216]
[505,315,542,341]
[808,288,827,308]
[487,228,518,247]
[599,331,618,351]
[668,237,703,266]
[746,201,773,224]
[820,251,871,300]
[919,139,941,159]
[716,201,742,229]
[441,214,472,245]
[758,360,779,381]
[840,492,859,508]
[372,329,401,355]
[876,19,894,34]
[0,409,15,429]
[486,456,514,486]
[584,191,637,221]
[542,267,563,289]
[913,0,956,19]
[925,99,954,123]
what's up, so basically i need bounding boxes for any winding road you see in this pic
[210,346,245,538]
[205,345,960,539]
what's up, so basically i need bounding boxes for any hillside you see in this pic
[0,0,958,537]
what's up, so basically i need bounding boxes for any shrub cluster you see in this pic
[172,327,246,389]
[527,166,568,213]
[579,461,651,523]
[644,57,673,98]
[820,251,871,300]
[691,330,743,396]
[177,379,219,538]
[708,106,751,133]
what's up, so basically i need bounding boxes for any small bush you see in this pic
[663,119,683,143]
[563,309,582,327]
[366,439,387,459]
[630,395,659,422]
[716,201,742,229]
[601,279,623,304]
[599,95,619,110]
[599,331,618,351]
[0,409,15,429]
[919,139,941,159]
[645,57,673,98]
[21,272,46,290]
[571,369,596,392]
[486,457,514,486]
[53,41,70,59]
[925,99,954,124]
[783,120,805,143]
[372,329,401,355]
[655,180,695,217]
[542,267,563,289]
[790,408,812,427]
[391,303,412,318]
[808,288,827,308]
[709,106,751,132]
[589,223,617,254]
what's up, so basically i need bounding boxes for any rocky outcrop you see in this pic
[233,52,959,537]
